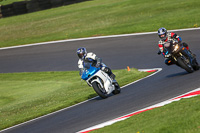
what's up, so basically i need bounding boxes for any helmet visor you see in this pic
[159,33,166,39]
[78,53,84,58]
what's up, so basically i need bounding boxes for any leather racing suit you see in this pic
[78,52,115,79]
[158,32,189,65]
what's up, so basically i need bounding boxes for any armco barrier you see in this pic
[51,0,64,8]
[37,0,52,10]
[26,1,40,13]
[13,2,27,15]
[1,4,15,17]
[0,0,90,18]
[0,5,2,18]
[63,0,84,5]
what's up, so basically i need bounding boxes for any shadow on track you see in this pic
[166,71,189,78]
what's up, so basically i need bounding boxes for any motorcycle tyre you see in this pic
[92,81,108,99]
[192,59,199,71]
[177,57,193,73]
[112,82,121,95]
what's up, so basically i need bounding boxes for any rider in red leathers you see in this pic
[157,27,195,65]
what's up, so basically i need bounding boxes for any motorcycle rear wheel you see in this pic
[92,81,108,99]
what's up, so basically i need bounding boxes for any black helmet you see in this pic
[77,47,87,59]
[158,27,167,40]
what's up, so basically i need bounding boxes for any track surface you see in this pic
[0,29,200,133]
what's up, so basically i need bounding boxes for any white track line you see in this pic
[0,27,200,50]
[1,27,199,132]
[78,87,200,133]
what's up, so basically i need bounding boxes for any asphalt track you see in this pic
[0,29,200,133]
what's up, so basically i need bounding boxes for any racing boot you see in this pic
[188,49,196,58]
[102,66,115,80]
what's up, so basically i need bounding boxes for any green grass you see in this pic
[0,68,151,130]
[0,0,200,48]
[0,0,200,132]
[0,0,24,5]
[92,95,200,133]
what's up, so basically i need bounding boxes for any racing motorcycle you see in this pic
[163,41,199,73]
[81,63,121,99]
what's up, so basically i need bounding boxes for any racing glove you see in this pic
[157,50,161,55]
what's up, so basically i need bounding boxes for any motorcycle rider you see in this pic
[157,27,195,65]
[77,47,116,80]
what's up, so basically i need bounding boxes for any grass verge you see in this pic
[0,0,200,48]
[0,68,152,130]
[0,0,24,5]
[92,95,200,133]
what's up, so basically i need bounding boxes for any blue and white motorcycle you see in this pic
[81,63,121,99]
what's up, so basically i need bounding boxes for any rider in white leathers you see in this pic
[77,47,115,79]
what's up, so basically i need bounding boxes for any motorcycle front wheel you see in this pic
[112,82,121,95]
[192,58,199,71]
[92,81,108,99]
[177,56,193,73]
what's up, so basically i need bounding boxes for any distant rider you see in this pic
[77,47,115,80]
[157,27,195,65]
